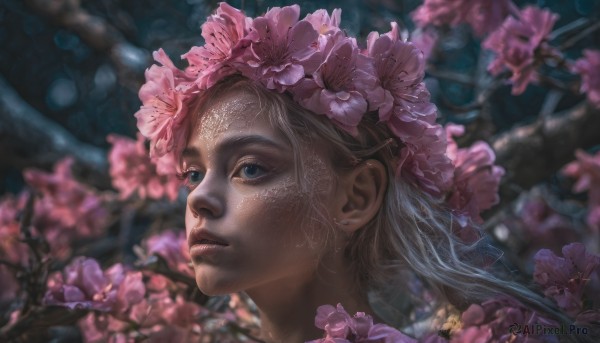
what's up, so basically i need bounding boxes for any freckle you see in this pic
[300,153,333,195]
[192,92,259,145]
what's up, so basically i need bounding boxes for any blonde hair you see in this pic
[186,75,581,340]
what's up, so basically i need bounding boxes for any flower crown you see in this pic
[135,2,454,198]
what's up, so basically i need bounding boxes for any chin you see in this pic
[194,270,241,296]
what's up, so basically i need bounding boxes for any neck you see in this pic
[245,255,384,343]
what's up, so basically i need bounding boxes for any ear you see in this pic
[332,159,388,234]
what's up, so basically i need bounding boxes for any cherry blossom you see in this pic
[562,149,600,233]
[44,257,145,313]
[412,0,517,37]
[452,296,558,342]
[398,125,455,198]
[240,5,320,92]
[509,196,581,259]
[0,194,29,266]
[365,24,452,197]
[24,158,107,237]
[304,8,341,35]
[0,205,21,304]
[107,134,180,201]
[483,6,559,95]
[304,8,342,50]
[143,229,192,277]
[182,2,250,88]
[119,291,205,341]
[292,31,378,135]
[410,28,438,61]
[135,61,191,158]
[533,243,600,317]
[308,303,416,342]
[445,124,504,225]
[571,49,600,108]
[23,158,107,258]
[367,23,436,132]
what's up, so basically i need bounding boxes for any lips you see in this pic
[188,228,229,248]
[198,238,227,245]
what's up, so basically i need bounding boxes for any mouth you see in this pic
[188,228,230,249]
[188,232,229,260]
[196,239,228,246]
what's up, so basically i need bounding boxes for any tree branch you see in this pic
[0,75,110,188]
[491,102,600,212]
[23,0,150,90]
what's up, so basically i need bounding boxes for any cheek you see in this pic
[239,181,306,238]
[237,178,330,255]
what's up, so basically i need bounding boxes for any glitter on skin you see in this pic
[183,88,341,297]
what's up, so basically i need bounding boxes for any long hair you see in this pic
[186,75,582,341]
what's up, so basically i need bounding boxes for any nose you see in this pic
[186,176,225,219]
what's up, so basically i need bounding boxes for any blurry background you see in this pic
[1,0,600,341]
[1,0,599,196]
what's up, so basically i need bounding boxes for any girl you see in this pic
[135,3,579,342]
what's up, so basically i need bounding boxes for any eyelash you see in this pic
[234,162,268,183]
[176,169,205,191]
[176,161,269,190]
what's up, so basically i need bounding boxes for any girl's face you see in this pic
[182,88,337,295]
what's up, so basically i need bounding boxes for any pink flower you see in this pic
[309,303,416,342]
[0,194,29,266]
[412,0,517,37]
[304,9,342,50]
[452,296,558,343]
[451,326,491,343]
[520,198,572,236]
[562,149,600,232]
[153,48,193,84]
[135,57,191,157]
[182,2,250,89]
[240,5,320,92]
[367,23,436,132]
[128,290,173,327]
[127,291,205,341]
[509,196,580,258]
[483,6,559,95]
[107,134,180,201]
[152,150,180,177]
[292,32,378,135]
[571,49,600,108]
[411,0,466,29]
[533,243,600,317]
[397,125,455,198]
[143,229,192,277]
[314,304,353,338]
[410,28,438,61]
[304,9,341,35]
[44,257,145,313]
[365,24,453,197]
[23,158,107,258]
[588,205,600,233]
[445,124,504,224]
[419,332,451,342]
[162,295,204,327]
[78,313,109,343]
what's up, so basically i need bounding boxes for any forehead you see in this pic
[188,88,276,145]
[197,89,261,132]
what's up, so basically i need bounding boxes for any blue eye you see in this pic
[187,171,204,184]
[240,164,265,179]
[178,170,204,190]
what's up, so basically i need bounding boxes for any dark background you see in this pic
[1,0,599,197]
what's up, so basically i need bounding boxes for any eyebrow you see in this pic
[181,135,287,159]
